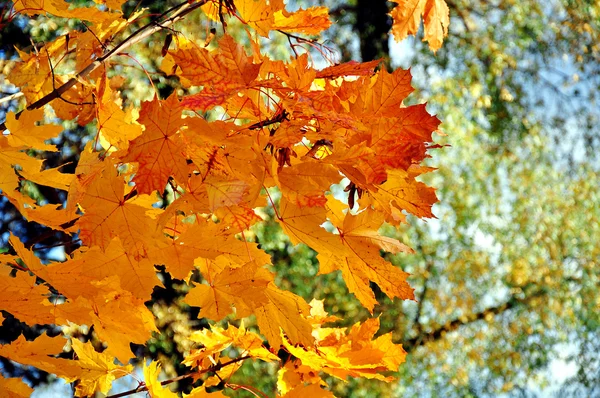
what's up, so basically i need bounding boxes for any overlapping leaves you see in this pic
[0,0,444,396]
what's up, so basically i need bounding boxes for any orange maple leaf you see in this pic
[122,93,188,194]
[76,164,156,256]
[390,0,450,52]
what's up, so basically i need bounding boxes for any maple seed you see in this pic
[344,182,364,210]
[204,28,217,47]
[276,147,296,171]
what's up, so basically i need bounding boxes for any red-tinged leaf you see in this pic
[122,93,188,194]
[181,89,230,111]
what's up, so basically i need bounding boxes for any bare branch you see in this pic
[0,92,23,106]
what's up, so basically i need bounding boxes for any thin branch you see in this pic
[412,260,434,339]
[105,356,251,398]
[403,287,548,352]
[0,0,207,131]
[0,92,23,106]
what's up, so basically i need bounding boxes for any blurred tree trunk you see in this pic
[355,0,391,66]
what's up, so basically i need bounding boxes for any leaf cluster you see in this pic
[0,0,445,396]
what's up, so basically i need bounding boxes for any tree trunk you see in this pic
[355,0,391,64]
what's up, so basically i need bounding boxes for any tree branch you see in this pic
[404,286,548,353]
[0,92,23,106]
[0,0,207,131]
[410,230,434,339]
[105,356,250,398]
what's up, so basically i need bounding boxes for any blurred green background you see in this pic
[1,0,599,397]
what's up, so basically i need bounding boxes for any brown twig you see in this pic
[248,108,289,130]
[105,356,251,398]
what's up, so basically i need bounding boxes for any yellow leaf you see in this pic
[184,323,278,369]
[144,361,178,398]
[97,80,143,149]
[71,339,133,396]
[0,265,56,325]
[0,334,81,378]
[14,0,121,23]
[276,161,341,207]
[255,283,314,348]
[185,261,271,320]
[122,94,188,194]
[0,374,33,398]
[281,317,406,382]
[186,386,228,398]
[280,384,335,398]
[237,0,274,37]
[6,191,78,232]
[4,109,61,151]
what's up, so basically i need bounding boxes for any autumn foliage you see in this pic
[0,0,447,396]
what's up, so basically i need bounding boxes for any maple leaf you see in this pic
[276,160,341,207]
[13,0,121,22]
[122,93,188,194]
[185,261,271,320]
[19,165,74,191]
[0,374,33,398]
[279,384,335,398]
[4,109,61,151]
[54,287,158,363]
[96,80,143,148]
[0,265,56,325]
[390,0,450,52]
[153,219,271,280]
[0,333,81,378]
[8,40,63,103]
[273,6,332,35]
[0,0,446,393]
[315,59,381,79]
[51,81,96,126]
[186,387,228,398]
[282,317,406,382]
[71,339,133,396]
[236,0,274,37]
[32,237,161,300]
[144,361,179,398]
[352,68,415,116]
[361,166,438,224]
[184,323,279,369]
[277,199,414,311]
[171,35,261,111]
[5,191,78,232]
[254,283,314,348]
[75,164,156,256]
